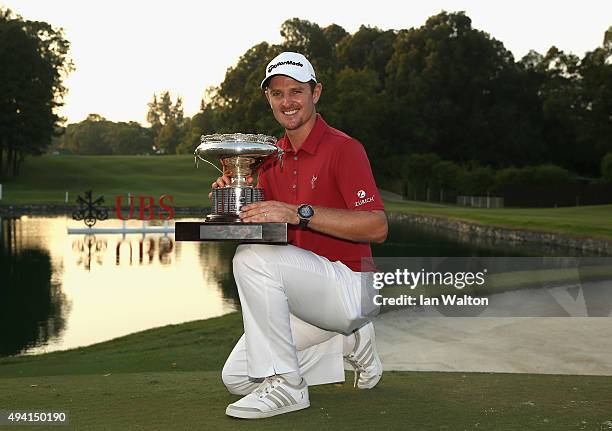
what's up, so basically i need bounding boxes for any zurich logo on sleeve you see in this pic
[354,189,374,207]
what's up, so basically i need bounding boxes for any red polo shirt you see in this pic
[257,115,384,272]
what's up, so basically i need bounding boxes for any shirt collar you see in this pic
[279,114,327,155]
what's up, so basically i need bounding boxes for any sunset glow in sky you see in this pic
[6,0,612,125]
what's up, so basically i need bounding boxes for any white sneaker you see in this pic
[344,322,383,389]
[225,375,309,419]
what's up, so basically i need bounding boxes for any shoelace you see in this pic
[254,376,282,398]
[344,354,365,388]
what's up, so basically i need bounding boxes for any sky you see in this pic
[5,0,612,125]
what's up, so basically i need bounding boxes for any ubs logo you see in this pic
[357,190,366,198]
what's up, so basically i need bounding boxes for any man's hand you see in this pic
[208,175,253,200]
[240,201,299,224]
[241,201,387,243]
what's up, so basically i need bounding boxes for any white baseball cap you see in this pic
[261,51,317,89]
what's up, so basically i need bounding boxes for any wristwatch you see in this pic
[297,204,314,229]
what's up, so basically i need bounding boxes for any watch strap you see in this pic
[297,204,313,229]
[298,217,310,229]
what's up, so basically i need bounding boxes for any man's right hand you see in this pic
[208,175,253,200]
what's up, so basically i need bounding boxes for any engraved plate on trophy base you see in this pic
[175,222,287,244]
[200,224,263,240]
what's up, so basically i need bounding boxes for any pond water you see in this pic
[0,215,588,357]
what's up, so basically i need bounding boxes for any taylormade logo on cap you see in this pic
[268,60,304,73]
[261,52,317,89]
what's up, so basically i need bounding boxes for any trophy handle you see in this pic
[195,154,224,175]
[276,146,284,169]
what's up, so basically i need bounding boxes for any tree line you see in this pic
[3,9,611,197]
[192,13,611,188]
[61,13,612,186]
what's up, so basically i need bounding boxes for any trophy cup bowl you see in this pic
[194,133,283,222]
[174,133,287,243]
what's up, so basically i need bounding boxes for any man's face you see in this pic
[265,75,322,132]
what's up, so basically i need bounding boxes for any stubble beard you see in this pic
[279,108,315,132]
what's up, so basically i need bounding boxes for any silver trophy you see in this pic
[195,133,283,222]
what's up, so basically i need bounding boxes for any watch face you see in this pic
[298,204,314,218]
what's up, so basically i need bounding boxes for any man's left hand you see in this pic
[240,201,299,224]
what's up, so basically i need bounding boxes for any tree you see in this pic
[496,164,573,187]
[336,26,397,82]
[536,47,586,172]
[212,42,281,135]
[154,119,181,154]
[403,153,441,200]
[58,115,153,155]
[0,8,73,178]
[577,27,612,171]
[385,12,534,165]
[602,153,612,183]
[280,18,333,71]
[432,160,462,199]
[61,114,111,155]
[325,67,388,159]
[146,90,186,154]
[147,91,184,128]
[461,164,496,195]
[177,101,218,154]
[323,24,349,50]
[109,122,153,155]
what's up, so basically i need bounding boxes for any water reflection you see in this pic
[73,236,107,270]
[0,216,237,356]
[0,218,69,356]
[198,242,240,303]
[71,235,178,270]
[112,236,174,267]
[0,214,595,357]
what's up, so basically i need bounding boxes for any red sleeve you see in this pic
[333,139,385,211]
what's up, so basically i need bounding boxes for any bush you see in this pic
[461,165,495,195]
[602,153,612,183]
[495,164,574,190]
[530,164,574,184]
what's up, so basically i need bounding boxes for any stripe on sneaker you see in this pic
[356,340,372,362]
[271,390,292,406]
[265,393,284,408]
[361,349,375,368]
[276,386,298,405]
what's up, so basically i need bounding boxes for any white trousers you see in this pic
[222,244,376,395]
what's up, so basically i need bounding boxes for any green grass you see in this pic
[1,313,611,430]
[386,200,612,241]
[0,155,218,206]
[0,313,245,379]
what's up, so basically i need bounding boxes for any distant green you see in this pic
[0,155,217,207]
[385,200,612,241]
[1,313,611,431]
[1,155,611,241]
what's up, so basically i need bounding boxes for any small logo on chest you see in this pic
[310,174,318,189]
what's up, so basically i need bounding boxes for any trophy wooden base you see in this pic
[175,221,287,244]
